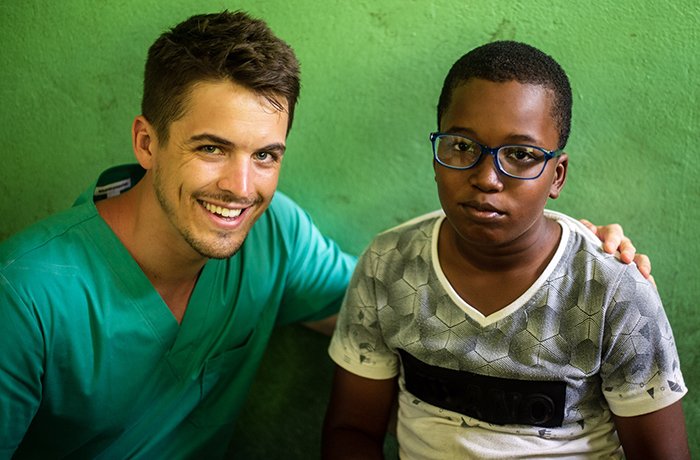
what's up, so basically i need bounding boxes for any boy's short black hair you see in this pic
[437,41,572,149]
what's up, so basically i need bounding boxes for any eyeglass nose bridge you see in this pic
[471,143,506,175]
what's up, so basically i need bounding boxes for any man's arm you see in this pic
[580,219,653,282]
[613,401,690,459]
[302,315,337,336]
[270,192,356,327]
[322,366,397,460]
[0,283,43,455]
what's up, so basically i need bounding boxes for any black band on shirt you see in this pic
[399,349,566,428]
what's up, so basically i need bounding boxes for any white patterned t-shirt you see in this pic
[329,210,686,459]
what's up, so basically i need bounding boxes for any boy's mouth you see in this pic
[464,200,505,215]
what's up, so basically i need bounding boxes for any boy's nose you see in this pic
[468,153,504,192]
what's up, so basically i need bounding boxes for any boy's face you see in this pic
[434,78,567,248]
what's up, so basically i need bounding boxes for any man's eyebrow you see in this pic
[260,142,286,154]
[187,133,234,145]
[187,133,286,154]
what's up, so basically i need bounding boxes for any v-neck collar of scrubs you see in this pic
[84,203,236,381]
[76,164,230,379]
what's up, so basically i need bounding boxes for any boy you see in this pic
[322,41,688,459]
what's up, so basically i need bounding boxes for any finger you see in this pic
[633,253,652,279]
[599,224,624,255]
[647,274,657,289]
[579,219,597,235]
[617,238,636,264]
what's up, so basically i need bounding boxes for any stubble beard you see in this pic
[153,167,245,260]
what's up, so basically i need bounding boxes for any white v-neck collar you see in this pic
[431,213,571,327]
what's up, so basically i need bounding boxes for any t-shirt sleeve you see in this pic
[0,273,44,455]
[600,267,687,417]
[270,192,357,325]
[328,245,399,380]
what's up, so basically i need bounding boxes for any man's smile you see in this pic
[200,200,245,218]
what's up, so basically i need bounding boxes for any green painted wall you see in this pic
[1,0,698,456]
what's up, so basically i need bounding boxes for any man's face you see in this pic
[149,79,288,259]
[434,78,566,248]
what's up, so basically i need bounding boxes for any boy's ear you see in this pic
[132,115,159,170]
[548,153,568,199]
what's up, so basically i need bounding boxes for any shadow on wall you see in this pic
[229,324,398,459]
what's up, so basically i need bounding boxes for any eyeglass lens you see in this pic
[434,135,547,178]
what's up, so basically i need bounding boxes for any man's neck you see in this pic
[96,179,206,323]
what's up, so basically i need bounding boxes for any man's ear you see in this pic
[548,153,568,199]
[132,116,158,170]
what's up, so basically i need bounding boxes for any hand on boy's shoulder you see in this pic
[579,219,655,288]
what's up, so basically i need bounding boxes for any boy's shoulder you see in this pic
[369,210,444,253]
[546,210,648,288]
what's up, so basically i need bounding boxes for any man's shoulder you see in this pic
[257,191,307,229]
[244,191,310,252]
[1,202,99,273]
[1,162,130,268]
[245,191,352,266]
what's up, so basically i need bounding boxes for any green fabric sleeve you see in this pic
[0,274,44,456]
[271,192,356,326]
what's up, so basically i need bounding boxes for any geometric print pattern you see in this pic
[330,211,686,456]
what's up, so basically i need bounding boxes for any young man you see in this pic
[323,41,688,459]
[0,11,355,459]
[0,12,648,458]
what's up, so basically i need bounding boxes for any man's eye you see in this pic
[199,145,222,155]
[255,151,278,162]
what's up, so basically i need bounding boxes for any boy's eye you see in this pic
[512,149,532,160]
[455,141,474,152]
[503,147,542,162]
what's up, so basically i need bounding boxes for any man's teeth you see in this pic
[203,202,243,218]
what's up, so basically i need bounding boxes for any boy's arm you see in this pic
[322,366,397,460]
[613,400,690,459]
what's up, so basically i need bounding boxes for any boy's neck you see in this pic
[437,215,562,317]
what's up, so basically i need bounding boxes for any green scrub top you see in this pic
[0,164,355,459]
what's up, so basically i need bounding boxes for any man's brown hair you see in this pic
[142,10,301,143]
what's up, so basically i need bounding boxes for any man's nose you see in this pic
[217,154,253,198]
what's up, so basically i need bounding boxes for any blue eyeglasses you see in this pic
[430,132,562,180]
